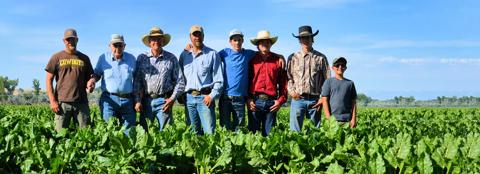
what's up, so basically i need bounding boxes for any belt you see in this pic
[300,93,319,99]
[222,95,244,100]
[148,91,173,99]
[187,88,211,96]
[255,93,275,100]
[104,91,133,98]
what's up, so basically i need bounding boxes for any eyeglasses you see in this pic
[113,43,124,48]
[334,64,346,68]
[65,37,76,42]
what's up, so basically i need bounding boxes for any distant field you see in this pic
[1,105,479,173]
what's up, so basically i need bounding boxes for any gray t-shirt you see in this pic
[321,78,357,122]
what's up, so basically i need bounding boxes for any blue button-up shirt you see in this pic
[134,50,185,102]
[179,45,223,99]
[219,48,256,97]
[93,51,136,94]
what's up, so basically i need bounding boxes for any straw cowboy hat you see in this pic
[250,30,278,45]
[292,25,319,38]
[141,27,171,47]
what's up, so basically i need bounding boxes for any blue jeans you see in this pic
[185,94,216,135]
[289,98,321,132]
[99,92,136,135]
[140,97,173,131]
[248,97,276,136]
[219,95,246,132]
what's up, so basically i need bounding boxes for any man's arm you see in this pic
[350,100,357,128]
[46,72,59,113]
[322,96,331,119]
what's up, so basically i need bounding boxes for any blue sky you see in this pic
[0,0,479,100]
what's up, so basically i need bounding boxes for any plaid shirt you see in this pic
[133,50,185,102]
[287,49,330,96]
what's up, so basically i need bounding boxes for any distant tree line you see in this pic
[1,75,479,107]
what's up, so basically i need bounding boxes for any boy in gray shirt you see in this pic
[321,57,357,128]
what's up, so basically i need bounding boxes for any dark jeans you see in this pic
[219,95,246,132]
[248,97,276,136]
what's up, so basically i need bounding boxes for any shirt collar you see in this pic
[146,50,164,58]
[110,53,124,62]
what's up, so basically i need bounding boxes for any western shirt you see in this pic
[179,45,224,99]
[287,49,330,96]
[248,52,288,104]
[134,50,185,102]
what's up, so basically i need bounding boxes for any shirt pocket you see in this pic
[119,65,133,81]
[199,59,211,76]
[104,69,114,80]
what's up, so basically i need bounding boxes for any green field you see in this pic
[1,105,479,173]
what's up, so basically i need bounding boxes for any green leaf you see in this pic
[326,162,344,174]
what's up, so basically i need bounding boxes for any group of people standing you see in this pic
[45,25,357,136]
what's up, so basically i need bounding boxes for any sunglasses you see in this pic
[113,43,124,48]
[334,64,346,68]
[65,37,76,42]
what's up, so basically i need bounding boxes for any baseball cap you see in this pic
[332,57,347,65]
[229,29,243,38]
[64,28,77,39]
[189,25,204,34]
[110,34,125,44]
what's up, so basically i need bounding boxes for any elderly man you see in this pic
[287,25,330,132]
[45,28,94,131]
[179,25,223,135]
[88,34,136,134]
[247,30,288,136]
[134,27,185,131]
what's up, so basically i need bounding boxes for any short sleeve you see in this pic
[45,55,58,74]
[351,82,357,100]
[321,79,331,97]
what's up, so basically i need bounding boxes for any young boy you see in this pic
[321,57,357,128]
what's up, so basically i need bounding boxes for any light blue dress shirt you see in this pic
[179,45,224,99]
[93,51,136,94]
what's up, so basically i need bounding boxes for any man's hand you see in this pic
[135,102,142,113]
[163,98,174,112]
[86,78,96,93]
[247,99,257,111]
[184,43,193,51]
[312,99,323,111]
[279,56,286,69]
[50,100,60,114]
[350,118,356,128]
[269,100,282,112]
[290,92,300,100]
[203,95,213,107]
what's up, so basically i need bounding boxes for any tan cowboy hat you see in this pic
[141,27,171,47]
[250,30,278,45]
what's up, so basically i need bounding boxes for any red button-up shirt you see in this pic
[248,52,288,104]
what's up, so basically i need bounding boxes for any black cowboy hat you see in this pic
[292,25,319,38]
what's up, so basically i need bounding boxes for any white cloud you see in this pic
[270,0,367,8]
[361,39,480,49]
[378,56,428,65]
[440,58,480,65]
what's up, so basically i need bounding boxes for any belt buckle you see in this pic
[150,94,159,99]
[258,94,269,100]
[191,90,201,96]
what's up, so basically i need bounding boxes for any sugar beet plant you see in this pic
[1,105,479,173]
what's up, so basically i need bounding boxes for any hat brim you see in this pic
[250,36,278,46]
[141,34,171,47]
[292,30,319,38]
